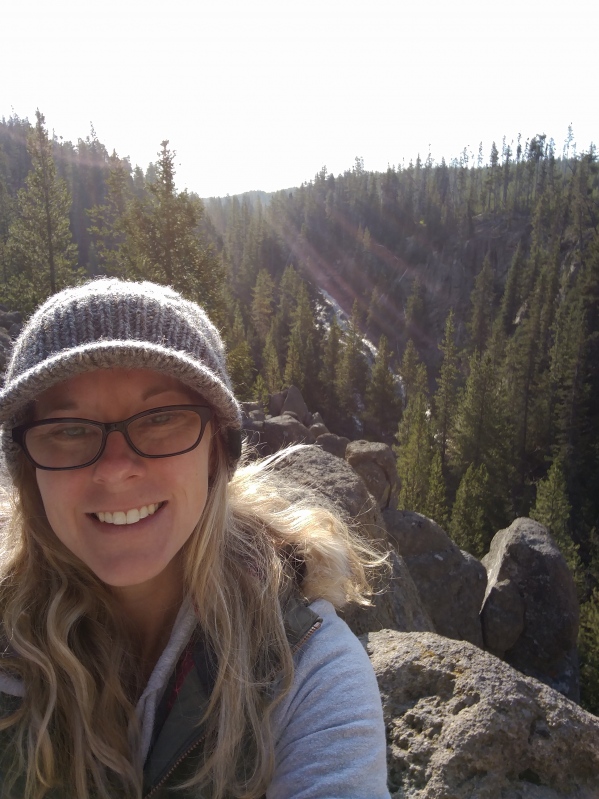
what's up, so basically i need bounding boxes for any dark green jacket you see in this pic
[0,597,321,799]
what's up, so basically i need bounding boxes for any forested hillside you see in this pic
[1,111,598,711]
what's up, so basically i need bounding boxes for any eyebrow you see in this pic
[141,384,194,401]
[35,399,78,416]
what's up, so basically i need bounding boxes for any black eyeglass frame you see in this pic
[12,404,214,471]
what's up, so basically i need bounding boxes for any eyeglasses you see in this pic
[12,405,213,471]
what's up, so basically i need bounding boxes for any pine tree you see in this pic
[251,268,276,342]
[225,307,256,401]
[468,254,494,353]
[283,281,320,403]
[423,449,450,529]
[433,309,459,469]
[363,334,401,440]
[405,279,425,344]
[395,364,432,513]
[530,456,581,581]
[262,320,283,393]
[497,243,526,338]
[579,590,599,715]
[451,349,512,529]
[400,339,422,408]
[3,110,80,314]
[87,152,132,276]
[449,463,491,558]
[336,300,368,423]
[319,315,341,426]
[119,141,225,323]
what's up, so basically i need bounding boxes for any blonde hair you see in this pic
[0,439,385,799]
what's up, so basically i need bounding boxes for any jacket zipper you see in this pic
[142,734,206,799]
[143,619,322,796]
[291,619,322,655]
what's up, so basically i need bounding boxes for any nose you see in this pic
[91,430,146,484]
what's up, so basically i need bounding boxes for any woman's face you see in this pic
[33,368,212,590]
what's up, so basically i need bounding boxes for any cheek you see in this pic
[34,471,80,548]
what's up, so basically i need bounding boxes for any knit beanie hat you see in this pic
[0,278,243,477]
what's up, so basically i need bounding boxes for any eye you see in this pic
[54,424,94,438]
[146,412,176,425]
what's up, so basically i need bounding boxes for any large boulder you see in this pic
[272,445,384,541]
[345,440,397,509]
[340,550,434,637]
[315,433,350,459]
[280,385,311,426]
[481,517,579,701]
[363,629,599,799]
[383,509,487,647]
[260,416,316,454]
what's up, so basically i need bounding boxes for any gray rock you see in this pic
[315,433,350,459]
[481,517,580,701]
[310,411,326,427]
[309,422,329,438]
[272,445,383,541]
[383,509,487,647]
[281,385,311,426]
[341,550,434,636]
[268,390,286,418]
[345,440,397,509]
[241,401,264,415]
[363,629,599,799]
[260,416,315,454]
[249,409,265,422]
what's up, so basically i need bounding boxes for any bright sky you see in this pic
[2,0,597,198]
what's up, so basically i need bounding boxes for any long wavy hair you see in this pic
[0,433,385,799]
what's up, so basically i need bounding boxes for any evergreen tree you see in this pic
[363,334,401,440]
[423,449,450,529]
[433,309,459,469]
[3,110,80,314]
[319,315,341,426]
[468,254,494,353]
[87,152,132,276]
[578,590,599,715]
[400,339,422,408]
[336,301,368,424]
[226,307,256,401]
[119,141,225,323]
[283,281,320,404]
[262,320,283,394]
[449,463,491,558]
[530,456,582,582]
[451,349,512,529]
[395,364,432,513]
[497,243,526,338]
[251,268,276,342]
[404,279,425,344]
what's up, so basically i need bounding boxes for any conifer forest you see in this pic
[1,112,598,712]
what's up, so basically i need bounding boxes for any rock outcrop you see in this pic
[272,444,384,542]
[345,439,397,509]
[341,550,434,637]
[383,509,487,648]
[364,629,599,799]
[481,518,580,701]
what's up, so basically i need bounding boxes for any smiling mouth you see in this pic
[92,502,166,526]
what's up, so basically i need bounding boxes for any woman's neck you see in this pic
[111,557,185,683]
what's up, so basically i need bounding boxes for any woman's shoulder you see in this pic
[297,598,375,671]
[269,599,390,798]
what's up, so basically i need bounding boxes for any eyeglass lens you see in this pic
[24,408,205,469]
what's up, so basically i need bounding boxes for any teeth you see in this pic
[95,503,161,525]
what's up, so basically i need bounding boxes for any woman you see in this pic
[0,278,390,799]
